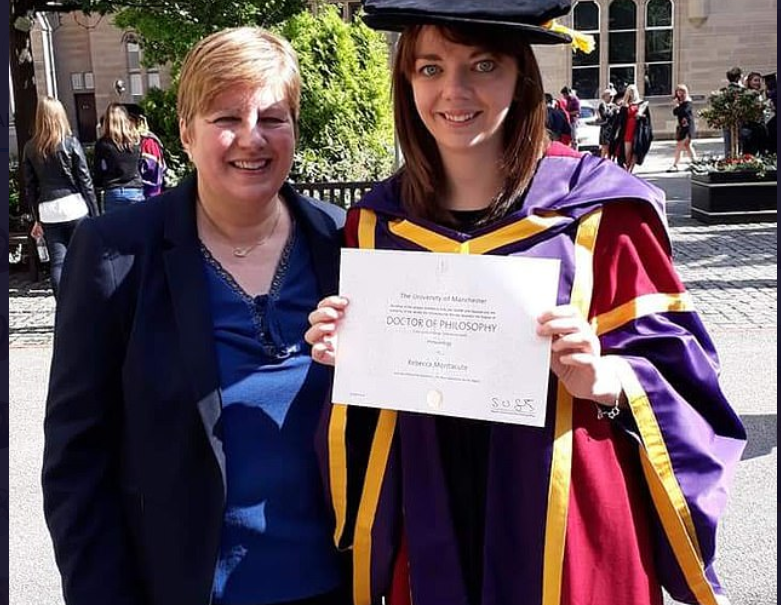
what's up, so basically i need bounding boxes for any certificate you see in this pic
[332,249,560,427]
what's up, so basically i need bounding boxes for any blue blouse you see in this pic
[205,222,341,604]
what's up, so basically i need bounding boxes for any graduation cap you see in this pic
[361,0,579,46]
[120,103,145,121]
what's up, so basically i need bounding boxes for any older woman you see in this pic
[42,27,347,605]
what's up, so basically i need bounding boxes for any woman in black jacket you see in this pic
[22,96,99,297]
[94,103,144,212]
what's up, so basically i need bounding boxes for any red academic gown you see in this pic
[320,145,745,605]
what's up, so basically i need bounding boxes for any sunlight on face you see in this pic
[180,85,296,211]
[409,26,518,161]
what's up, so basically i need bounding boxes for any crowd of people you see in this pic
[22,99,167,297]
[547,82,653,173]
[33,1,747,605]
[545,63,776,177]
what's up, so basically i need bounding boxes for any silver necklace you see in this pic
[232,203,283,257]
[200,199,284,258]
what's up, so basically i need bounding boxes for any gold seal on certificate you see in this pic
[332,249,560,427]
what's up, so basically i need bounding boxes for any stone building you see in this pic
[9,0,776,157]
[9,12,171,157]
[534,0,777,137]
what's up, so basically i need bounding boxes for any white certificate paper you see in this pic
[333,249,561,427]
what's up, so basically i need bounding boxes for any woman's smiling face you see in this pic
[180,83,296,210]
[409,26,519,163]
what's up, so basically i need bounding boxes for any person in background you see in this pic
[668,83,697,172]
[305,1,745,604]
[559,86,581,149]
[741,71,768,155]
[725,66,744,90]
[124,104,168,197]
[22,96,99,298]
[611,83,651,172]
[42,27,347,605]
[94,103,144,212]
[596,87,618,158]
[745,70,763,92]
[545,92,571,145]
[764,73,777,154]
[605,87,625,161]
[722,66,744,157]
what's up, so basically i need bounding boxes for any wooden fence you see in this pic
[294,181,377,209]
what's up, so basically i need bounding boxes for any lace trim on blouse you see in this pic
[200,218,298,359]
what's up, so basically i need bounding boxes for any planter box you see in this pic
[690,171,777,224]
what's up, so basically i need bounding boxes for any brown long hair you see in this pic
[30,96,72,158]
[393,25,548,224]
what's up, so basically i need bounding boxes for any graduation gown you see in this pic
[318,146,746,605]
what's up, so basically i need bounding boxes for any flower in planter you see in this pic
[690,153,777,178]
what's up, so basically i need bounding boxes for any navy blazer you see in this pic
[42,175,345,605]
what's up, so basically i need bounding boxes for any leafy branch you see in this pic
[699,86,767,130]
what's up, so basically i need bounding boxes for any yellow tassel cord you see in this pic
[543,19,596,54]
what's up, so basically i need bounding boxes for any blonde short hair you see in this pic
[177,27,301,129]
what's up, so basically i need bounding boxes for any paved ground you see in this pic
[8,138,777,604]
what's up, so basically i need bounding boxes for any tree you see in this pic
[9,0,304,162]
[112,0,306,67]
[9,0,308,212]
[10,0,44,163]
[10,0,393,187]
[281,6,394,181]
[9,1,84,211]
[699,86,767,159]
[123,3,394,182]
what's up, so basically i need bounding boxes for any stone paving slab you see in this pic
[8,276,56,348]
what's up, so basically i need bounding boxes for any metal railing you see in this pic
[294,180,377,209]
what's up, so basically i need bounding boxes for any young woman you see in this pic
[741,71,769,154]
[669,83,697,171]
[94,103,145,211]
[306,2,745,605]
[596,87,618,158]
[612,83,651,172]
[22,96,98,297]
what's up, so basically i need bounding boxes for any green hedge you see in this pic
[281,6,394,182]
[132,7,394,185]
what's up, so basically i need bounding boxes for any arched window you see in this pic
[608,0,636,92]
[572,1,600,99]
[645,0,674,95]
